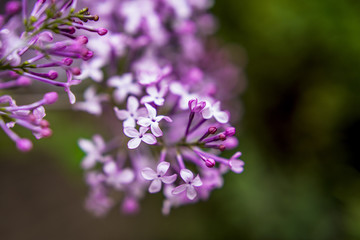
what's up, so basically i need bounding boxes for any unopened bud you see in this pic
[48,70,58,80]
[97,28,108,36]
[204,158,216,168]
[16,138,32,152]
[43,92,58,104]
[208,127,217,134]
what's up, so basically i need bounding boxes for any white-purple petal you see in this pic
[157,162,170,176]
[172,184,187,195]
[137,117,152,127]
[141,167,157,180]
[201,106,213,119]
[145,103,157,119]
[161,174,177,184]
[117,168,135,184]
[151,122,163,137]
[229,159,244,174]
[127,96,139,113]
[192,175,203,187]
[141,133,157,145]
[186,185,197,200]
[124,127,140,138]
[214,111,229,123]
[114,107,129,120]
[127,137,141,149]
[149,179,162,193]
[180,169,194,183]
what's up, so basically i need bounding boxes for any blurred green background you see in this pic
[1,0,360,239]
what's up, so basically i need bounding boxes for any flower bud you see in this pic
[5,1,21,15]
[97,28,108,36]
[225,127,236,136]
[43,92,58,104]
[16,138,32,152]
[16,76,32,86]
[48,70,58,80]
[204,158,216,168]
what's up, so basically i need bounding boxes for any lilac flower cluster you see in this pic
[0,0,106,151]
[77,0,244,215]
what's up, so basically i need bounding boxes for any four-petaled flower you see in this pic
[172,169,202,200]
[74,86,108,116]
[108,73,141,103]
[114,96,147,127]
[141,162,177,193]
[103,161,135,189]
[78,135,106,169]
[124,126,157,149]
[137,103,172,137]
[140,84,168,106]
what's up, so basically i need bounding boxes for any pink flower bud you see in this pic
[204,158,216,168]
[16,76,32,86]
[48,70,58,80]
[40,120,50,128]
[208,127,217,134]
[40,128,52,138]
[187,68,203,83]
[5,1,21,15]
[122,198,139,214]
[62,58,73,66]
[43,92,58,104]
[76,35,88,44]
[97,28,108,36]
[71,67,81,75]
[16,138,32,152]
[225,127,236,136]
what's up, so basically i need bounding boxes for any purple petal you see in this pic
[201,106,212,119]
[118,168,135,184]
[149,179,162,193]
[154,98,164,106]
[161,174,177,184]
[145,103,157,118]
[172,184,187,195]
[180,169,194,183]
[212,101,221,111]
[151,123,163,137]
[136,107,148,118]
[229,159,244,174]
[81,156,96,169]
[103,161,117,175]
[214,111,229,124]
[78,139,94,153]
[186,185,197,200]
[124,127,139,138]
[123,118,136,127]
[139,126,150,135]
[192,175,203,187]
[137,117,152,127]
[157,162,170,176]
[127,96,139,113]
[141,167,157,180]
[127,137,141,149]
[140,95,155,104]
[142,133,157,145]
[114,107,129,120]
[146,85,159,96]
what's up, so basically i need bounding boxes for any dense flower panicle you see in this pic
[0,0,107,150]
[77,0,245,215]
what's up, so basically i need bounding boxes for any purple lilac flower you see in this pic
[0,0,107,150]
[77,0,245,215]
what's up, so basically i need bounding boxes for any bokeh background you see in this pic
[1,0,360,239]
